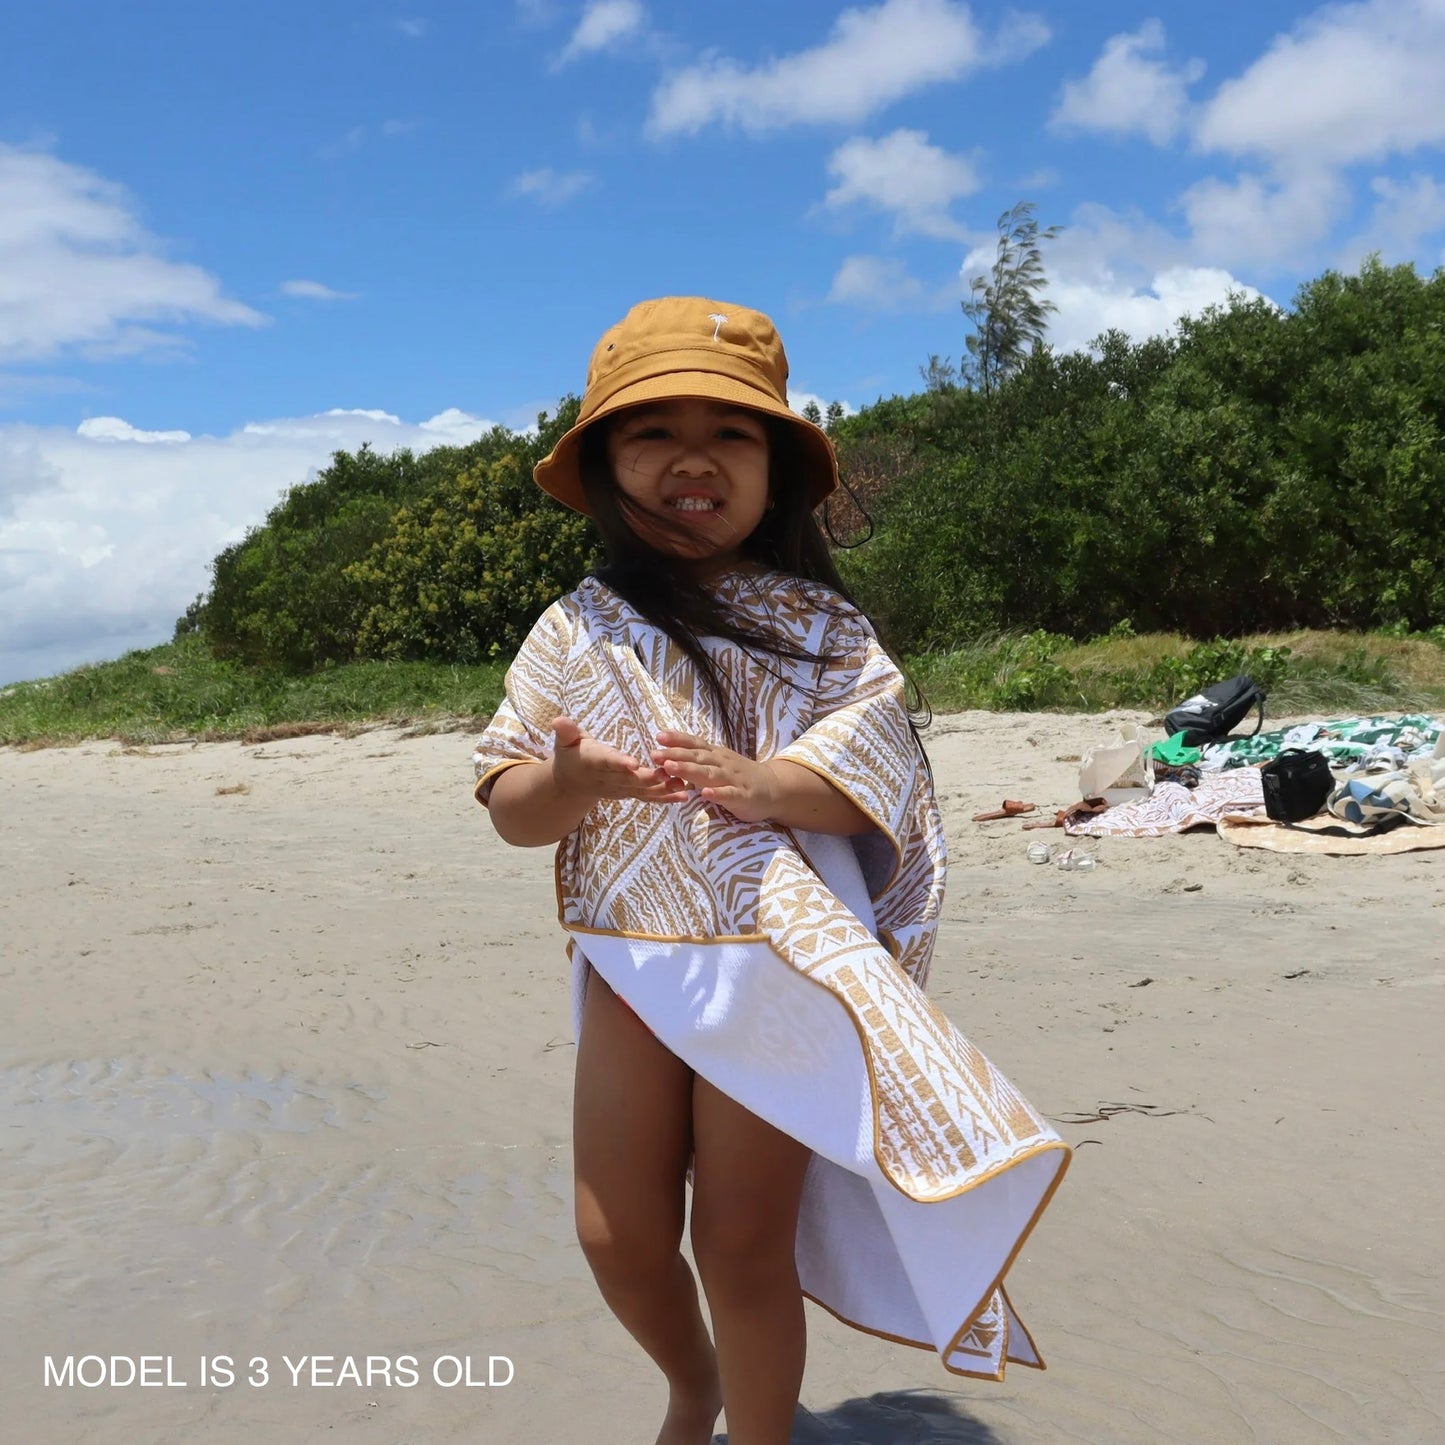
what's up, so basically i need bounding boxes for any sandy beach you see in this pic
[3,710,1442,1444]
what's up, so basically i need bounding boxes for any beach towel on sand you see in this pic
[473,572,1069,1380]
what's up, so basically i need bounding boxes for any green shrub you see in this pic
[841,258,1445,655]
[191,400,594,671]
[198,443,435,670]
[349,447,598,663]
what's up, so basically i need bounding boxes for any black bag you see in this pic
[1163,674,1266,747]
[1260,748,1333,822]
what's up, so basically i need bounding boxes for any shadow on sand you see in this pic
[716,1389,1009,1443]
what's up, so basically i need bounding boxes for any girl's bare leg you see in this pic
[573,972,721,1445]
[689,1076,812,1445]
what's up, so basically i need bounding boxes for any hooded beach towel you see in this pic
[472,571,1069,1379]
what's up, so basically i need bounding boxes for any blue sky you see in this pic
[2,0,1443,684]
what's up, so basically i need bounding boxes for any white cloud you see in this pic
[1179,167,1350,271]
[395,18,428,38]
[418,407,501,443]
[237,406,408,438]
[1173,1,1445,273]
[509,167,596,205]
[0,405,497,685]
[76,417,191,444]
[1016,167,1061,191]
[983,11,1053,66]
[1045,266,1273,355]
[281,279,359,301]
[822,130,981,240]
[1046,201,1184,285]
[1195,0,1445,167]
[317,119,421,160]
[956,201,1272,354]
[1051,20,1204,146]
[647,0,1048,137]
[1341,172,1445,265]
[556,0,646,66]
[0,143,263,364]
[827,255,930,311]
[321,125,370,160]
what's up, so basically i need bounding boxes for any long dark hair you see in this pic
[578,411,930,752]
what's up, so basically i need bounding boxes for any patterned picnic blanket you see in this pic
[1202,714,1440,771]
[1065,769,1265,838]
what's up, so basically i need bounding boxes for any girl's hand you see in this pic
[649,730,781,823]
[551,717,690,805]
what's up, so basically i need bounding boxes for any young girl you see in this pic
[472,297,1068,1445]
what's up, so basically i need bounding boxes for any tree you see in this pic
[961,202,1062,394]
[825,400,845,430]
[918,354,959,392]
[800,400,823,425]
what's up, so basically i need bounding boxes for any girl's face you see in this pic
[605,398,770,565]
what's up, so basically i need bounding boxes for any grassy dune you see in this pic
[2,630,1442,748]
[0,635,505,748]
[887,629,1442,718]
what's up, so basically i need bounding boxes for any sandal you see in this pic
[971,799,1038,822]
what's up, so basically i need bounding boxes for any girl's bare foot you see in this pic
[655,1378,723,1445]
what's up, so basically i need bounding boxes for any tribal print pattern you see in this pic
[475,570,1051,1192]
[473,571,1066,1377]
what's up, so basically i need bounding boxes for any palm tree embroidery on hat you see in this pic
[708,311,728,341]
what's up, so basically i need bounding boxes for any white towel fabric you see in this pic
[570,828,1065,1376]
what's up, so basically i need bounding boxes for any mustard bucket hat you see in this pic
[533,296,840,515]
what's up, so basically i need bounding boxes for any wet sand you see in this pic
[3,712,1442,1443]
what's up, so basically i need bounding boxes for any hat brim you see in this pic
[532,372,840,516]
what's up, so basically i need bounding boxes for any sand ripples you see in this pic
[0,1052,584,1359]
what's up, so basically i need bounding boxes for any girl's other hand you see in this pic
[650,730,780,823]
[552,717,690,805]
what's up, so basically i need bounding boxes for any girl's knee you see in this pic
[689,1205,799,1296]
[576,1203,683,1285]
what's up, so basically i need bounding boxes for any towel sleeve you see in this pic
[471,599,572,807]
[771,603,923,881]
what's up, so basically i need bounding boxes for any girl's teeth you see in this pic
[670,497,718,511]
